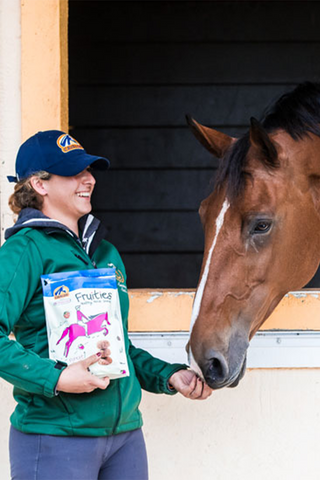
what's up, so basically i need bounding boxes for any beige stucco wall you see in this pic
[141,369,320,480]
[1,369,320,480]
[0,0,21,241]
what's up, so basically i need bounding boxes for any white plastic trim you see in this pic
[129,331,320,368]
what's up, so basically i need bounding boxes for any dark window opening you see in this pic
[69,0,320,288]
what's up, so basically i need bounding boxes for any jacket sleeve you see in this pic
[111,248,189,394]
[0,234,62,397]
[128,340,188,395]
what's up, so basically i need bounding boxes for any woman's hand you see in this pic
[168,369,212,400]
[56,353,110,394]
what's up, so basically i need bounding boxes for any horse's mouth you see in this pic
[227,356,247,388]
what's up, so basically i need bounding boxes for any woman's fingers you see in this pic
[83,353,103,368]
[56,354,111,394]
[190,378,212,400]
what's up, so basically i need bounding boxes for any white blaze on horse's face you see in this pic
[188,198,230,375]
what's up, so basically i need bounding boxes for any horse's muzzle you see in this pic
[202,348,248,390]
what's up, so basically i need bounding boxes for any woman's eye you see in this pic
[253,221,271,234]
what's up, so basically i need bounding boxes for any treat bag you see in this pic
[41,268,129,379]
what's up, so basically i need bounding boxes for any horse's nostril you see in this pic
[212,357,222,372]
[206,351,229,384]
[208,358,223,379]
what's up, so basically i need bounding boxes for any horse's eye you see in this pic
[253,221,272,234]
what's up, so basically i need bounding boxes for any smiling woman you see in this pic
[2,129,211,480]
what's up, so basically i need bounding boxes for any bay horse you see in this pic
[187,82,320,390]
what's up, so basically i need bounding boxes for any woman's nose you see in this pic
[82,169,96,185]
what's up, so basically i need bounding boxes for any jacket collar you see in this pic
[5,208,107,257]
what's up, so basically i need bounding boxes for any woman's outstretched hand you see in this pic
[56,353,110,394]
[168,369,212,400]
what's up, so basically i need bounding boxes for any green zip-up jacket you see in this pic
[0,208,186,436]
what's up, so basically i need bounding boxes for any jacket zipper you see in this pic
[46,228,98,269]
[74,254,89,265]
[73,236,98,269]
[73,253,97,269]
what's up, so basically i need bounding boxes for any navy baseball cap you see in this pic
[7,130,110,183]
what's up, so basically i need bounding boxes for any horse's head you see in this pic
[187,84,320,389]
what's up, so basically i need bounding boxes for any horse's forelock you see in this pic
[214,83,320,203]
[214,134,252,202]
[263,82,320,140]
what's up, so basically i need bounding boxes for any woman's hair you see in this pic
[8,171,52,214]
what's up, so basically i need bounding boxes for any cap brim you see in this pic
[46,152,110,177]
[90,157,110,171]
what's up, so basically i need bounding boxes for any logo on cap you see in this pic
[56,134,84,153]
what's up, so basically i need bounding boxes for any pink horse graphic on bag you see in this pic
[56,308,111,357]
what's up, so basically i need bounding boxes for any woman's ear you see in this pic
[29,176,48,196]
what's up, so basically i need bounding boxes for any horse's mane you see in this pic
[216,82,320,200]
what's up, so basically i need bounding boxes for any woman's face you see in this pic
[42,168,96,223]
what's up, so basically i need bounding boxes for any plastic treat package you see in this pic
[41,268,129,379]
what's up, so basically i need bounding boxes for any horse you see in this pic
[56,311,110,357]
[186,82,320,390]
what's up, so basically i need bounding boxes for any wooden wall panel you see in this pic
[96,212,204,252]
[69,1,320,43]
[91,170,215,211]
[70,44,320,85]
[69,1,320,288]
[120,253,203,288]
[72,128,223,168]
[70,85,292,127]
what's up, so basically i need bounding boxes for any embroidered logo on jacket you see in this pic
[116,269,125,284]
[108,264,127,293]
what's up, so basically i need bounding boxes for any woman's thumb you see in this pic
[82,353,101,369]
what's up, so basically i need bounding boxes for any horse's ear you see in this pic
[186,115,235,159]
[249,117,278,163]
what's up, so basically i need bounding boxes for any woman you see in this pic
[2,130,212,480]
